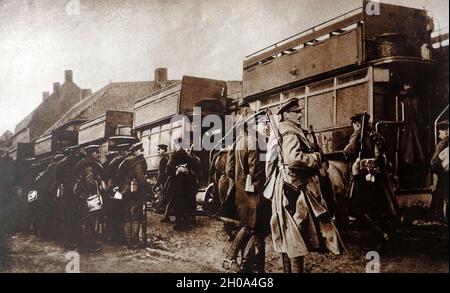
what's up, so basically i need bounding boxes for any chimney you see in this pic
[81,89,92,99]
[42,91,50,102]
[65,70,73,83]
[53,82,60,92]
[155,68,168,84]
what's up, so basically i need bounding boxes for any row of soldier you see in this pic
[0,135,203,253]
[211,99,406,273]
[0,142,149,252]
[1,98,448,271]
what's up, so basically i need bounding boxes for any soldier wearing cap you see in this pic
[0,151,17,239]
[223,103,270,273]
[267,98,342,273]
[117,142,148,249]
[154,144,170,216]
[55,146,83,247]
[73,144,105,252]
[164,137,200,230]
[33,150,67,238]
[431,120,449,218]
[103,143,129,243]
[343,112,399,251]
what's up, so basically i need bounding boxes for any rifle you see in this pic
[358,111,367,160]
[142,199,148,247]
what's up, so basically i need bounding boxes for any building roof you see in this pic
[14,112,33,134]
[13,81,82,141]
[45,80,179,134]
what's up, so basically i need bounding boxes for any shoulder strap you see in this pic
[282,130,313,152]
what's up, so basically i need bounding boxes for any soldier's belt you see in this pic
[359,158,382,173]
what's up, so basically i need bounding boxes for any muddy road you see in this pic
[0,212,448,273]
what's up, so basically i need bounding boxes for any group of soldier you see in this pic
[0,141,149,252]
[0,133,205,254]
[1,97,448,272]
[212,98,448,273]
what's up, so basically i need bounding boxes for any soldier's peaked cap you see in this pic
[437,120,449,129]
[277,98,304,115]
[106,150,119,157]
[350,112,371,122]
[63,145,79,154]
[157,144,168,150]
[116,143,131,150]
[84,145,99,153]
[129,142,144,152]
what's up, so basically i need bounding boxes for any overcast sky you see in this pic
[0,0,448,134]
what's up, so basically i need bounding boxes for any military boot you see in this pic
[281,253,292,273]
[253,236,266,273]
[131,221,141,249]
[123,222,132,248]
[290,256,304,273]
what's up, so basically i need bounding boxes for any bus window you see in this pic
[307,92,334,130]
[336,83,369,126]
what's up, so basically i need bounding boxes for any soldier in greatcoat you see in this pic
[117,142,148,249]
[343,112,399,251]
[104,143,130,243]
[266,98,342,273]
[74,145,105,252]
[430,120,448,221]
[164,137,200,230]
[223,115,271,273]
[55,146,83,248]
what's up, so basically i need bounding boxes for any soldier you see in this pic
[223,115,270,273]
[0,151,19,237]
[267,98,342,273]
[343,112,399,251]
[164,137,199,230]
[34,151,65,239]
[104,143,129,243]
[431,120,449,221]
[117,142,148,249]
[74,145,105,252]
[154,144,170,219]
[14,157,40,234]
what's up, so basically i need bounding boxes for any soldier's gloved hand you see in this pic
[352,158,361,176]
[313,152,321,166]
[319,161,328,177]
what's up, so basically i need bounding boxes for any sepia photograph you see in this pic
[0,0,448,276]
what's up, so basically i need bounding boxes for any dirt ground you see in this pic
[0,211,448,273]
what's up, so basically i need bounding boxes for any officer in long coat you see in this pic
[74,145,105,252]
[34,151,65,238]
[266,98,342,273]
[223,115,270,273]
[105,143,129,243]
[0,152,19,236]
[164,137,199,230]
[117,142,148,249]
[430,120,448,220]
[55,146,83,247]
[343,112,399,251]
[13,157,39,234]
[154,144,171,217]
